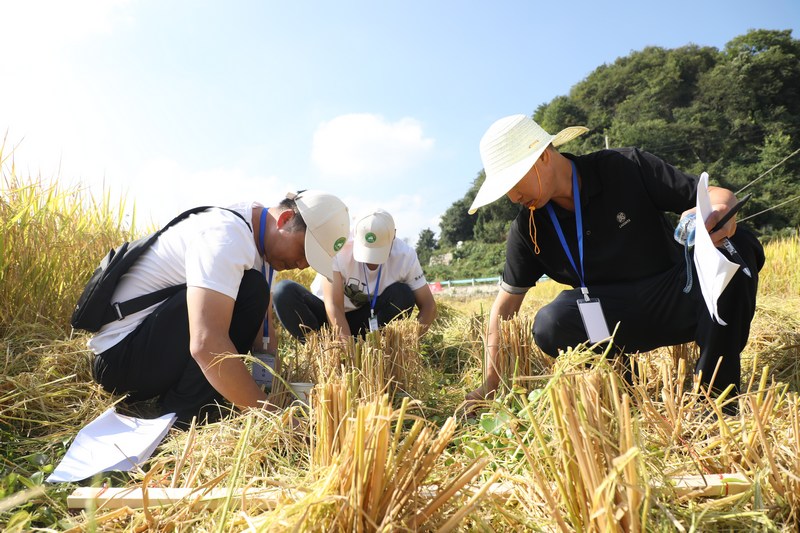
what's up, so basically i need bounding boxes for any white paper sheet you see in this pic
[47,407,176,483]
[692,173,740,325]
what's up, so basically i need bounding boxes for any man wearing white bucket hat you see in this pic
[467,114,763,412]
[273,208,437,341]
[89,190,349,427]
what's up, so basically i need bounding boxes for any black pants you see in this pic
[93,269,268,425]
[272,279,415,342]
[532,229,764,395]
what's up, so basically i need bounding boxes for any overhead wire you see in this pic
[738,194,800,224]
[736,146,800,195]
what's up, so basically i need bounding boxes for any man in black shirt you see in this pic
[466,114,764,410]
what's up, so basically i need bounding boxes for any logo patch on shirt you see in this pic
[617,212,631,228]
[344,278,369,306]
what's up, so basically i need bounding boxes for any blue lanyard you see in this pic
[361,263,383,313]
[545,161,589,301]
[259,207,275,337]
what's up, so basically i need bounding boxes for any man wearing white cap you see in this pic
[89,190,349,426]
[467,114,763,412]
[272,208,437,341]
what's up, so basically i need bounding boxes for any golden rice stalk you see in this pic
[628,353,705,461]
[257,393,488,531]
[1,172,137,334]
[437,309,485,373]
[311,379,357,471]
[758,231,800,296]
[1,327,112,442]
[265,327,344,408]
[620,342,800,524]
[286,325,338,382]
[61,506,137,533]
[779,394,800,524]
[515,362,645,532]
[375,318,425,397]
[355,337,393,401]
[485,314,554,396]
[289,319,427,403]
[736,382,800,526]
[744,295,800,391]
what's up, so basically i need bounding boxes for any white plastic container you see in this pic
[288,382,314,406]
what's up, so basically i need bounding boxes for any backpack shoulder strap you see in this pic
[164,206,250,230]
[106,206,251,323]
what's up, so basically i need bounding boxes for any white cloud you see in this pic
[311,113,434,180]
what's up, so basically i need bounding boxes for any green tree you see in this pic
[440,170,522,246]
[439,173,481,246]
[749,132,800,230]
[473,197,519,243]
[415,228,438,267]
[686,30,800,224]
[439,197,475,247]
[536,29,800,231]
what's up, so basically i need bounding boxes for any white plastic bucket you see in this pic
[288,382,314,406]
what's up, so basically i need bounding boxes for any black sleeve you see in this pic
[623,148,698,214]
[501,214,544,290]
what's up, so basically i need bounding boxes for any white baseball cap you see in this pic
[469,114,588,214]
[286,190,350,280]
[352,209,395,265]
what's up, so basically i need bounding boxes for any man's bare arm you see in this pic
[187,286,270,410]
[412,284,437,333]
[467,288,526,400]
[321,272,351,339]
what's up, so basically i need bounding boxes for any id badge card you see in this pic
[577,298,611,343]
[262,336,269,352]
[368,311,379,332]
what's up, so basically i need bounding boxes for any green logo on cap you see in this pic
[365,232,377,244]
[333,237,346,251]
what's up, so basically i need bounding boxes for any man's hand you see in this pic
[413,284,437,334]
[680,185,739,247]
[322,271,352,338]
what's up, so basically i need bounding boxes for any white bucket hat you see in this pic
[353,208,395,265]
[286,190,350,280]
[468,114,588,214]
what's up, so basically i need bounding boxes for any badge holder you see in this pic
[576,289,610,343]
[363,263,383,333]
[252,336,276,388]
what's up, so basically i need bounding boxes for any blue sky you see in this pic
[2,0,797,243]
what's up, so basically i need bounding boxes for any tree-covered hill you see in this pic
[420,29,800,281]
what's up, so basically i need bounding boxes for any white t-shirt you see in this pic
[88,204,261,354]
[310,238,427,313]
